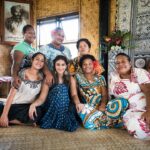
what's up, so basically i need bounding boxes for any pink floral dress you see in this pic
[109,68,150,139]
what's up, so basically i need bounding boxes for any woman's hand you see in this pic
[12,76,21,89]
[29,104,37,120]
[0,114,9,127]
[141,109,150,128]
[76,103,84,113]
[98,103,106,112]
[140,83,150,128]
[45,71,54,86]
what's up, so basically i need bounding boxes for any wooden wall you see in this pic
[0,0,12,76]
[109,0,117,33]
[80,0,99,58]
[36,0,79,18]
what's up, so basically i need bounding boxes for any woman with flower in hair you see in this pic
[69,38,104,75]
[71,54,128,130]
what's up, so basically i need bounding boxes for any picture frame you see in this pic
[1,0,32,45]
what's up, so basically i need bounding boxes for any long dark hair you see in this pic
[53,55,70,85]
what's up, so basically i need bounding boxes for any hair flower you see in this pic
[93,60,105,75]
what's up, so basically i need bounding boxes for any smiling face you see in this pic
[24,27,36,44]
[52,30,64,45]
[78,41,90,55]
[32,54,45,70]
[115,55,132,75]
[82,58,94,74]
[55,59,67,75]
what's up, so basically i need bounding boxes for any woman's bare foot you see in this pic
[9,119,24,125]
[10,119,37,127]
[33,123,37,127]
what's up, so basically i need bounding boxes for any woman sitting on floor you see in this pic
[29,55,79,132]
[71,54,128,130]
[0,52,46,127]
[109,53,150,139]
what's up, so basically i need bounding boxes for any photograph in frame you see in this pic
[3,0,31,44]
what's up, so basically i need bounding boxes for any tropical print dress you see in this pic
[109,68,150,139]
[69,57,82,74]
[75,73,128,130]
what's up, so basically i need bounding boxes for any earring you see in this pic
[64,70,68,75]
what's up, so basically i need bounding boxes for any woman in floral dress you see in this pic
[109,53,150,139]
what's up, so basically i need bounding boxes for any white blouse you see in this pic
[109,68,150,99]
[12,69,43,104]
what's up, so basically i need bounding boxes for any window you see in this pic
[37,13,79,58]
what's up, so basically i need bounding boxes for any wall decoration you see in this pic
[1,0,32,45]
[113,0,150,70]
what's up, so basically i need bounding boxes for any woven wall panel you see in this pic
[0,45,12,76]
[109,0,117,33]
[36,0,79,19]
[0,0,12,76]
[80,0,99,59]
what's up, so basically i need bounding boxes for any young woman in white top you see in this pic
[0,52,46,127]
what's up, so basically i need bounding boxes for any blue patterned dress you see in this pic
[40,84,79,132]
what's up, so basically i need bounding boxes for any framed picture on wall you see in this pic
[1,0,32,45]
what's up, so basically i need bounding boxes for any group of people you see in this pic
[0,24,150,140]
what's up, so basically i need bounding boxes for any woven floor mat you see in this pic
[0,126,150,150]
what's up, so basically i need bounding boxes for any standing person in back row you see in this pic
[11,24,53,89]
[39,27,72,71]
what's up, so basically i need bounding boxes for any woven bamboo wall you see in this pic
[0,45,12,76]
[0,0,12,76]
[36,0,79,19]
[109,0,117,33]
[80,0,99,58]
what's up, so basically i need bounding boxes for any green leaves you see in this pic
[104,30,132,51]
